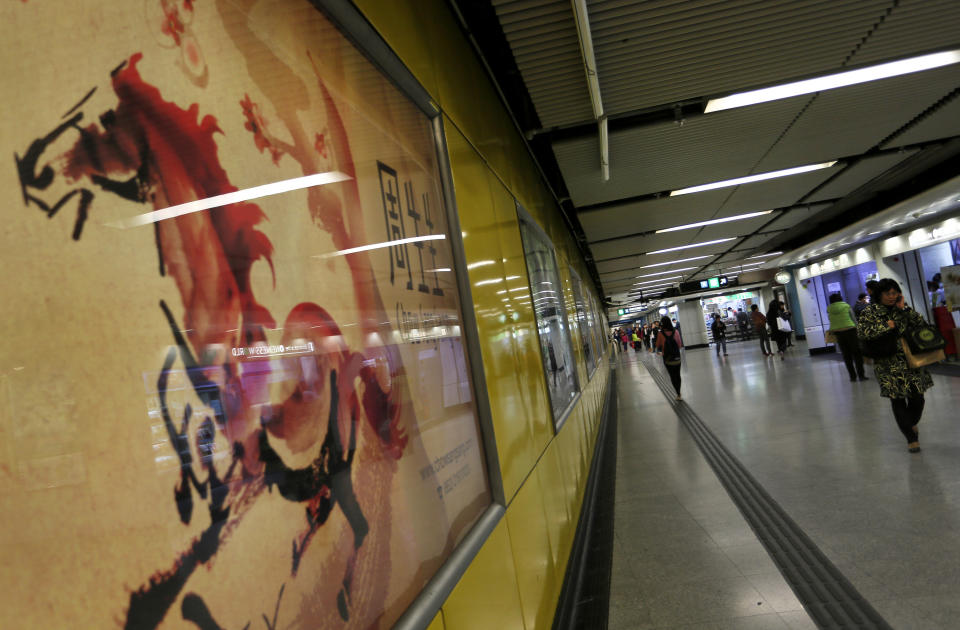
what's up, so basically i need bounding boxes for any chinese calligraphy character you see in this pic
[377,161,412,289]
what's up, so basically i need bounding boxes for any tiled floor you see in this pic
[609,338,960,630]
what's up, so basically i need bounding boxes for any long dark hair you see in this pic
[766,299,781,318]
[660,315,674,332]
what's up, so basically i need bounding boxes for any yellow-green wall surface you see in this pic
[353,1,611,628]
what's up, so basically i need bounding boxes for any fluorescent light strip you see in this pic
[640,255,712,268]
[647,238,736,255]
[655,210,772,233]
[671,162,836,196]
[467,260,496,269]
[746,252,783,259]
[320,233,446,258]
[706,49,960,113]
[635,266,697,279]
[629,281,678,293]
[115,171,352,228]
[634,276,682,286]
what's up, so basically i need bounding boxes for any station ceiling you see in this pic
[449,0,960,307]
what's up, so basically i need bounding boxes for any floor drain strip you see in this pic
[642,360,892,630]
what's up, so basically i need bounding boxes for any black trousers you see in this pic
[664,362,682,395]
[834,329,865,379]
[771,330,787,353]
[890,396,925,443]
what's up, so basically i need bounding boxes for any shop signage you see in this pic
[617,305,644,315]
[702,291,756,305]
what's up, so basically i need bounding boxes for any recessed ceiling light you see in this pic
[647,237,737,254]
[746,251,783,259]
[670,162,837,196]
[635,267,697,279]
[655,210,773,233]
[705,50,960,113]
[633,276,682,287]
[640,255,712,268]
[868,231,882,235]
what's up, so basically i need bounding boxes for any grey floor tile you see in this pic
[776,610,819,630]
[610,345,960,629]
[744,572,805,613]
[721,542,781,576]
[637,576,774,627]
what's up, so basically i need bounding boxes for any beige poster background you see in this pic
[0,1,490,628]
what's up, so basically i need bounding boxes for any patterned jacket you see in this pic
[856,302,933,399]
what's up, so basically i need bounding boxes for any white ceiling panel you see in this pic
[480,0,960,300]
[883,97,960,149]
[847,0,960,66]
[555,99,806,206]
[578,190,729,242]
[591,230,744,262]
[588,0,892,114]
[719,168,838,213]
[753,64,960,171]
[805,151,919,202]
[761,204,833,230]
[492,0,595,127]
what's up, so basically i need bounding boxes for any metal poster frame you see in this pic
[568,265,598,379]
[313,2,505,629]
[515,203,582,431]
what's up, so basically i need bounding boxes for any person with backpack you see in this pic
[655,316,684,400]
[750,304,772,356]
[710,312,728,357]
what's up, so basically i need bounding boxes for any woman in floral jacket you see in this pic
[857,278,934,453]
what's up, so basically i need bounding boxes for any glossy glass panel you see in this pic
[517,210,580,427]
[568,268,597,376]
[1,3,490,628]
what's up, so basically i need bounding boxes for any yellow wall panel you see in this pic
[491,186,554,456]
[506,469,559,630]
[538,440,573,571]
[442,518,525,630]
[444,120,535,500]
[427,611,445,630]
[352,0,440,98]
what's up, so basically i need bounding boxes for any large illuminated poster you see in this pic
[0,2,491,629]
[517,210,580,425]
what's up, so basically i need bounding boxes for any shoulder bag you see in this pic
[859,328,899,359]
[903,323,947,354]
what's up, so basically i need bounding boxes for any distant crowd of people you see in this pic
[611,277,941,454]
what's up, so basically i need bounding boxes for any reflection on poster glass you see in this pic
[3,2,491,629]
[518,216,581,424]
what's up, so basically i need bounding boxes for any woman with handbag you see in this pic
[766,300,788,360]
[856,278,934,453]
[827,293,867,382]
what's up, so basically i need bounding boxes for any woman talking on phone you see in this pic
[856,278,934,453]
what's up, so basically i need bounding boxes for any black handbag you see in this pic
[904,324,947,354]
[859,328,899,359]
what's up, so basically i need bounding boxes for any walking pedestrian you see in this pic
[736,308,751,340]
[710,312,728,357]
[852,293,869,319]
[827,293,866,381]
[767,300,788,360]
[751,304,772,356]
[655,316,684,400]
[856,278,934,453]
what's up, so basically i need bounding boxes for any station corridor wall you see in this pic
[353,1,612,628]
